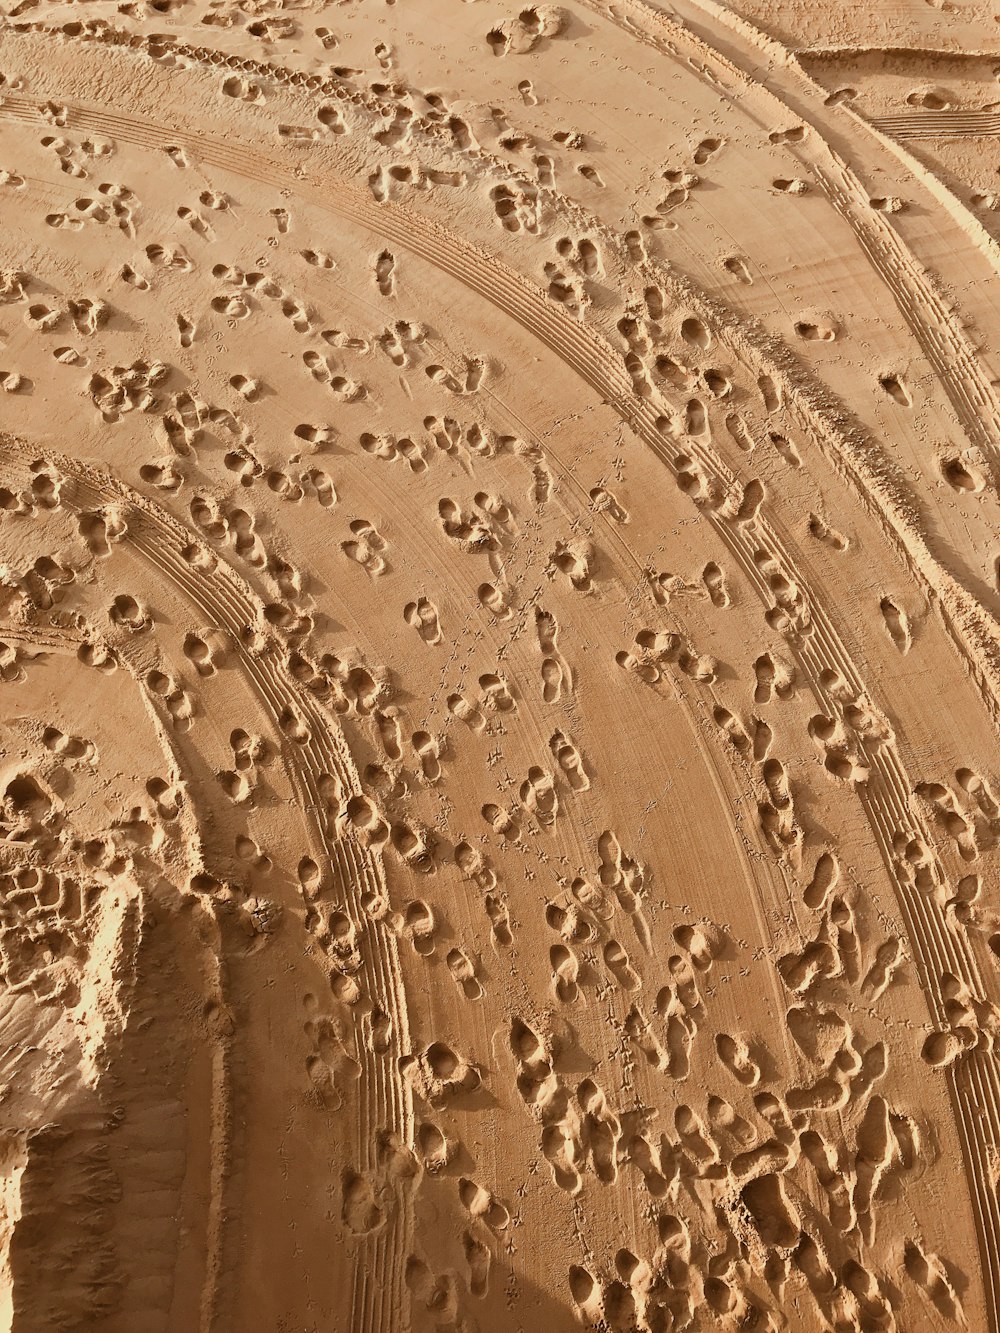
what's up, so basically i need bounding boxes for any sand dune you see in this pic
[0,0,999,1328]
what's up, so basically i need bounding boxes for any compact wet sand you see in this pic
[1,0,1000,1328]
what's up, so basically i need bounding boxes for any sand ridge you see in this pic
[0,0,999,1329]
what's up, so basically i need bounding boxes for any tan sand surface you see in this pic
[0,0,999,1328]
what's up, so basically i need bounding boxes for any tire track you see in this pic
[868,111,1000,139]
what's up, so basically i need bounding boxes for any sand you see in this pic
[0,0,998,1328]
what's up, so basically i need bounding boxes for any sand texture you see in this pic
[2,0,1000,1328]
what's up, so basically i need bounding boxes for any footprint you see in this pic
[550,944,579,1002]
[520,767,558,827]
[377,320,425,367]
[439,497,497,551]
[879,596,911,653]
[906,87,952,109]
[754,652,795,703]
[693,136,724,165]
[939,453,986,493]
[463,1231,490,1299]
[722,255,752,284]
[569,1266,603,1323]
[734,478,765,526]
[808,511,849,551]
[146,669,195,730]
[69,298,109,335]
[804,851,839,911]
[412,731,443,783]
[701,368,731,399]
[426,357,486,396]
[714,706,751,757]
[487,7,566,56]
[590,485,628,523]
[183,629,229,676]
[546,900,594,945]
[304,1009,361,1109]
[863,938,904,1000]
[344,793,389,847]
[769,431,802,467]
[42,726,95,762]
[541,1121,581,1194]
[490,181,540,234]
[447,691,485,732]
[757,374,781,413]
[458,1177,510,1234]
[769,125,807,144]
[478,582,513,620]
[761,757,792,811]
[175,313,196,347]
[479,673,515,713]
[318,103,347,134]
[673,922,723,971]
[400,1041,481,1105]
[578,1079,621,1184]
[342,519,388,577]
[715,1032,761,1086]
[446,947,483,1000]
[222,74,265,103]
[375,250,395,296]
[541,656,565,703]
[481,802,520,842]
[794,315,838,342]
[624,1003,670,1074]
[549,730,589,791]
[404,597,441,644]
[604,939,640,991]
[109,593,151,632]
[391,822,435,874]
[549,540,592,591]
[403,899,436,956]
[879,372,911,406]
[702,561,730,608]
[904,1240,964,1323]
[680,315,712,350]
[177,205,213,238]
[485,894,512,947]
[417,1121,452,1173]
[341,1170,385,1235]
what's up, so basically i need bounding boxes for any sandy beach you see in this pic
[0,0,999,1328]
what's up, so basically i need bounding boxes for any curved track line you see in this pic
[4,29,1000,1319]
[5,20,1000,721]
